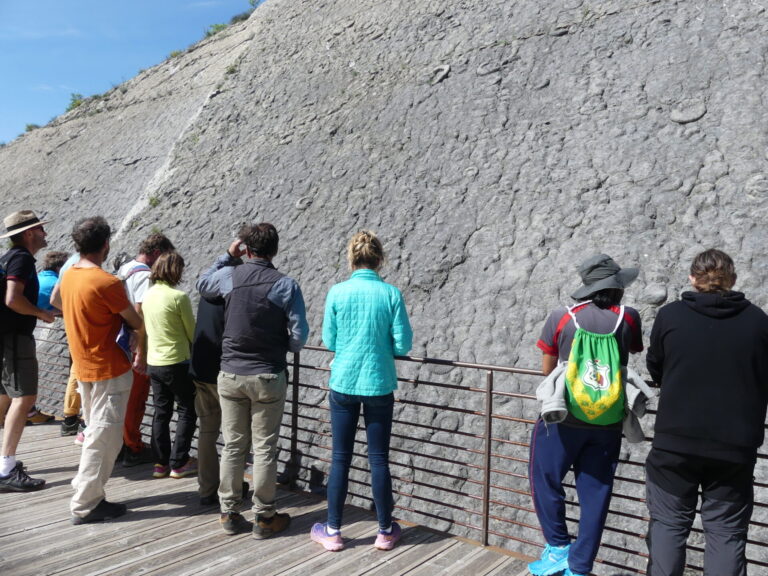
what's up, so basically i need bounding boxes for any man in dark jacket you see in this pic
[645,248,768,576]
[198,223,309,538]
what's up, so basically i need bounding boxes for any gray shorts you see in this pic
[0,332,39,398]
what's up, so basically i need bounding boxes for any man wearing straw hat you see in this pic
[0,210,55,492]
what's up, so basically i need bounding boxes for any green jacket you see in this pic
[143,281,195,366]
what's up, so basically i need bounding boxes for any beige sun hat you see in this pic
[1,210,51,238]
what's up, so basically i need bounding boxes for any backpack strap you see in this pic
[565,301,625,334]
[551,301,590,345]
[122,263,151,279]
[566,300,591,330]
[611,305,625,334]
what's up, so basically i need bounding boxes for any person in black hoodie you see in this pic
[645,248,768,576]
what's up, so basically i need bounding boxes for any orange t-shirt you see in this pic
[61,266,132,382]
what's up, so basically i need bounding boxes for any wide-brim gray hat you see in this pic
[570,253,639,300]
[1,210,50,238]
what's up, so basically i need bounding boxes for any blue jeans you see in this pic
[327,390,394,530]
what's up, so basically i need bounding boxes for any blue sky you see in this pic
[0,0,260,144]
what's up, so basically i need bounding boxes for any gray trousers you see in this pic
[193,379,222,498]
[645,448,754,576]
[217,370,286,517]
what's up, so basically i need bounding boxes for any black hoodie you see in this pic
[647,290,768,462]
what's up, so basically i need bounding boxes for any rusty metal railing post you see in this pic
[288,351,300,488]
[481,369,494,546]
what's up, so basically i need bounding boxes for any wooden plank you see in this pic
[0,464,198,533]
[53,492,325,576]
[350,533,453,576]
[356,531,456,576]
[0,425,526,576]
[141,497,337,576]
[274,520,384,576]
[7,511,215,576]
[482,557,533,576]
[403,541,481,575]
[235,509,378,576]
[0,482,204,558]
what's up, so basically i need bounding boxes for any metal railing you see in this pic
[33,326,768,575]
[278,345,768,576]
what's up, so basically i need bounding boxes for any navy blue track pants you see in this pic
[529,418,621,574]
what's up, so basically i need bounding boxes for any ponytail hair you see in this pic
[347,230,384,271]
[689,248,736,293]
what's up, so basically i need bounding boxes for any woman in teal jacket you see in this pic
[311,231,412,553]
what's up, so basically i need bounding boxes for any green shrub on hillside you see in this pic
[66,93,85,112]
[206,23,228,37]
[230,11,252,24]
[25,124,40,132]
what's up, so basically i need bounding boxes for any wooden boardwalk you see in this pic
[0,425,531,576]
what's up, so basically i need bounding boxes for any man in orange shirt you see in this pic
[60,216,143,524]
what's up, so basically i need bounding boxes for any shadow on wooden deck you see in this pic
[0,425,530,576]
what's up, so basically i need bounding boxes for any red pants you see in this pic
[123,368,151,453]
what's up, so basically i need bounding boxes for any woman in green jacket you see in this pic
[311,231,413,552]
[142,251,197,480]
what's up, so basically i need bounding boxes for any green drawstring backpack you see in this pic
[564,303,625,425]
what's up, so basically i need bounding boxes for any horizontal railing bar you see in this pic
[303,345,545,376]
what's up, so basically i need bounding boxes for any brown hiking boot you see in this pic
[220,512,251,535]
[252,512,291,539]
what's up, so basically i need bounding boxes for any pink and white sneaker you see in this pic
[374,521,402,551]
[310,522,344,551]
[170,457,197,479]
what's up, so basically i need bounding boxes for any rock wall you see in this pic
[3,0,768,572]
[4,0,767,363]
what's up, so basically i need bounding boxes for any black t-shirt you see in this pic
[3,246,39,335]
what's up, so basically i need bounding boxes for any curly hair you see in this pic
[347,230,384,270]
[42,251,69,272]
[72,217,111,255]
[689,248,736,293]
[138,233,175,256]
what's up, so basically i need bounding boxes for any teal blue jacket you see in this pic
[322,269,413,396]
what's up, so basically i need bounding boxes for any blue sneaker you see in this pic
[563,569,586,576]
[528,543,570,576]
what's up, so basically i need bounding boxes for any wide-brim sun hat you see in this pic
[570,253,639,300]
[1,210,50,238]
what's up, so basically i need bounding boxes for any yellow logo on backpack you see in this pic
[564,305,625,425]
